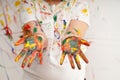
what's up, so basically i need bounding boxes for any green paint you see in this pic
[62,39,67,45]
[20,51,26,57]
[33,27,37,33]
[67,2,70,6]
[32,0,35,1]
[74,28,78,32]
[66,31,71,34]
[69,40,78,48]
[39,21,42,24]
[53,14,57,22]
[38,36,42,42]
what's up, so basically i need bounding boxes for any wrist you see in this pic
[22,20,43,35]
[22,21,48,49]
[65,20,88,38]
[62,33,81,42]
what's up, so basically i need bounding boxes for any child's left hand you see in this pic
[60,36,90,69]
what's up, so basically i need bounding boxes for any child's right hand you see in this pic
[14,21,48,68]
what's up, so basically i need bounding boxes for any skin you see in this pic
[45,0,89,37]
[14,21,48,68]
[15,0,89,69]
[60,36,90,69]
[22,20,48,48]
[45,0,62,5]
[44,0,90,69]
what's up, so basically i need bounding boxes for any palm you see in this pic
[15,34,43,68]
[60,36,90,69]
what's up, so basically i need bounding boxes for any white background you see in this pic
[85,0,120,80]
[0,0,120,80]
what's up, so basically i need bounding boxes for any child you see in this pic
[0,0,90,80]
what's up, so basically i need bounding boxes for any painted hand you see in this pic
[60,36,90,69]
[14,34,44,68]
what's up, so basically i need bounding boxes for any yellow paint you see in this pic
[7,14,11,23]
[60,53,65,64]
[71,47,78,52]
[38,0,41,5]
[66,38,70,43]
[75,29,81,35]
[0,20,5,27]
[15,55,20,62]
[72,0,77,6]
[77,30,81,34]
[26,7,31,12]
[17,9,20,12]
[63,25,66,29]
[24,41,36,48]
[60,30,63,34]
[0,14,3,17]
[81,8,88,16]
[14,0,21,7]
[76,54,80,61]
[55,23,58,28]
[28,11,32,14]
[81,39,87,43]
[29,57,34,63]
[26,7,32,14]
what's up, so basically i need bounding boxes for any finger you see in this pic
[27,57,34,67]
[37,45,43,64]
[74,54,81,70]
[27,50,38,67]
[79,50,89,63]
[68,54,75,69]
[38,52,43,64]
[21,50,33,68]
[60,52,66,65]
[14,37,25,46]
[21,57,28,68]
[80,39,90,46]
[15,49,27,62]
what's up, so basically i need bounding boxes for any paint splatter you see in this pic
[74,28,81,35]
[0,20,5,27]
[81,8,88,16]
[14,0,21,7]
[26,7,32,14]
